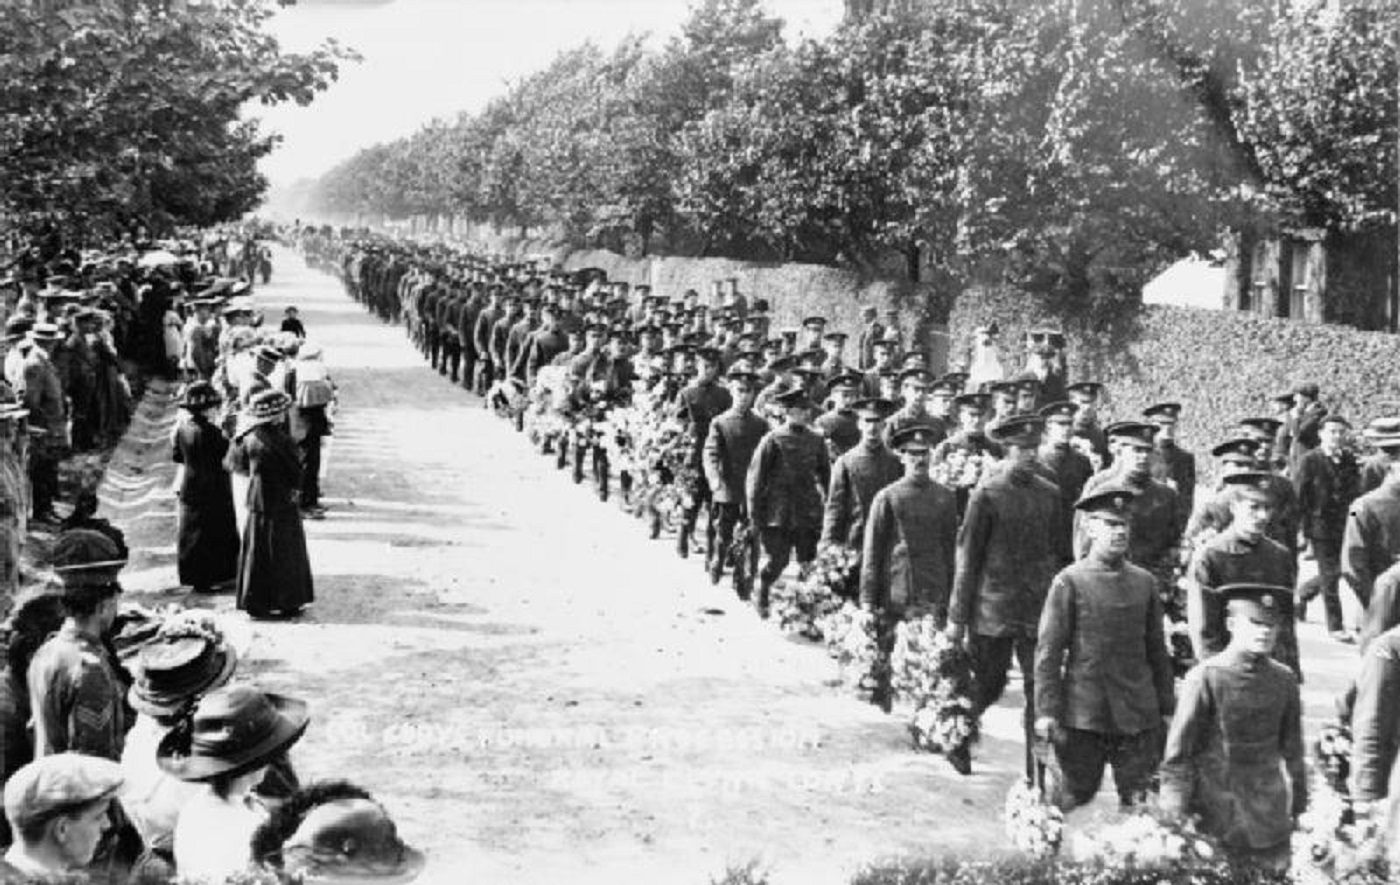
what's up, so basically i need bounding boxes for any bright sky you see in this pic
[256,0,844,186]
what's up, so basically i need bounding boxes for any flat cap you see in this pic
[4,753,123,830]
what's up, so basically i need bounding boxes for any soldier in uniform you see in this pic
[27,529,130,760]
[1185,437,1261,541]
[1034,487,1175,811]
[813,371,862,460]
[472,287,506,394]
[860,338,896,397]
[22,323,68,524]
[1341,418,1400,614]
[822,398,901,558]
[859,424,957,623]
[820,331,848,377]
[1187,472,1301,679]
[1077,422,1185,601]
[988,380,1019,425]
[1350,621,1400,866]
[673,347,732,559]
[747,387,830,619]
[1293,414,1361,638]
[799,316,826,353]
[854,305,884,370]
[1037,401,1093,556]
[1161,583,1306,873]
[946,415,1064,776]
[1067,381,1109,468]
[1144,402,1196,502]
[883,368,946,449]
[1,752,124,878]
[702,368,770,591]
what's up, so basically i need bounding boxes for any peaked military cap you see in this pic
[852,398,896,419]
[1066,381,1103,398]
[828,371,863,390]
[823,331,848,343]
[801,316,828,330]
[1143,402,1183,422]
[1039,401,1078,421]
[1239,417,1282,438]
[1217,583,1289,620]
[898,367,932,385]
[1075,486,1138,517]
[890,424,941,452]
[1220,471,1277,498]
[988,415,1044,447]
[940,371,969,392]
[953,392,990,411]
[1105,421,1157,448]
[774,387,815,410]
[1211,437,1260,461]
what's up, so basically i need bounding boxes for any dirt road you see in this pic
[107,247,1360,885]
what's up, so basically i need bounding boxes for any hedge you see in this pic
[502,239,960,362]
[950,286,1400,477]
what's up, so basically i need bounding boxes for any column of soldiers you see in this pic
[325,233,1400,873]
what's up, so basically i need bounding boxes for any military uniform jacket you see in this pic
[933,430,1002,464]
[950,466,1063,638]
[1342,477,1400,608]
[1160,650,1306,851]
[474,306,505,359]
[675,380,732,470]
[1353,625,1400,803]
[814,409,860,460]
[1294,447,1360,542]
[821,440,901,549]
[703,408,771,504]
[1151,441,1197,503]
[859,474,957,614]
[26,622,127,760]
[1188,530,1300,679]
[746,424,831,530]
[523,328,569,382]
[1034,556,1174,735]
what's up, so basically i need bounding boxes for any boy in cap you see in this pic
[2,752,124,876]
[746,387,831,619]
[1293,414,1361,637]
[814,372,862,460]
[702,368,770,591]
[1034,487,1175,812]
[947,415,1064,776]
[1161,584,1306,872]
[1143,402,1196,504]
[1187,472,1300,679]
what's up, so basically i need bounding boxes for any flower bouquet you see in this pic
[932,449,989,490]
[889,614,978,759]
[1064,808,1218,869]
[772,545,859,641]
[819,602,884,699]
[1004,779,1064,859]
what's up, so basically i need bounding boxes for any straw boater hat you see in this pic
[156,685,309,783]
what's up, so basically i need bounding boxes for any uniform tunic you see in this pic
[821,440,902,550]
[703,409,771,505]
[228,422,315,617]
[1161,650,1306,856]
[1341,476,1400,609]
[859,474,956,616]
[26,622,127,759]
[747,424,830,532]
[814,409,860,460]
[1152,441,1197,504]
[173,414,239,590]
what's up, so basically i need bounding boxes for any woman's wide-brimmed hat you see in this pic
[157,685,309,783]
[129,632,238,718]
[247,389,292,424]
[273,791,426,883]
[179,380,223,412]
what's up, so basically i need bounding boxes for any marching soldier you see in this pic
[22,323,68,524]
[673,347,732,559]
[1067,381,1109,468]
[1185,437,1261,541]
[946,415,1064,776]
[1034,486,1175,811]
[472,287,506,394]
[1161,583,1306,873]
[821,398,902,556]
[1037,401,1093,554]
[1350,620,1400,866]
[813,371,862,460]
[1187,472,1301,679]
[1341,418,1400,613]
[747,387,830,619]
[1144,402,1196,502]
[883,368,946,449]
[702,368,770,591]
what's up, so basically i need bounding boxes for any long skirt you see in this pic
[177,497,239,590]
[236,505,314,617]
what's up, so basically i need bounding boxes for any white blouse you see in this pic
[171,785,268,881]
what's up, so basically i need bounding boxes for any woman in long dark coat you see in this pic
[173,381,240,593]
[227,389,314,618]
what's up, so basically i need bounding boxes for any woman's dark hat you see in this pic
[129,633,238,718]
[157,685,309,783]
[247,389,292,424]
[179,381,223,412]
[279,796,426,884]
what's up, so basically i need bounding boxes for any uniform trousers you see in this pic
[1300,536,1344,632]
[968,632,1037,781]
[757,525,819,586]
[1050,726,1160,810]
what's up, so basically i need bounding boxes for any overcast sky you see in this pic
[257,0,844,186]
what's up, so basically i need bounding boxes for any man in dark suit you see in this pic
[1293,414,1361,638]
[702,368,769,590]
